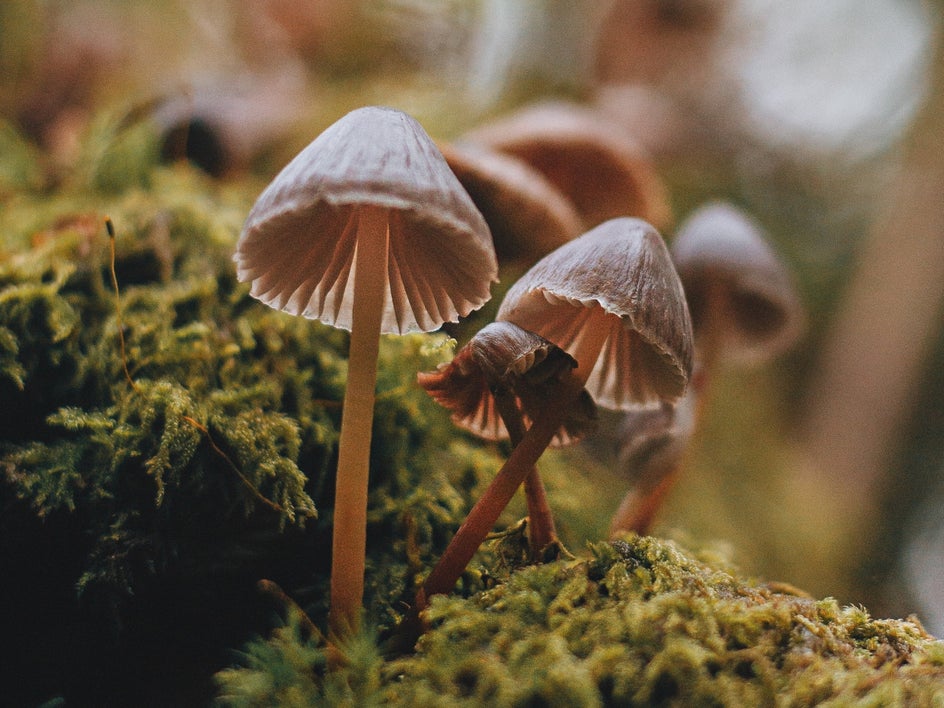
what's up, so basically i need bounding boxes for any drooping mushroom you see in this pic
[497,217,693,409]
[234,106,498,637]
[463,100,673,232]
[438,141,584,269]
[409,218,692,618]
[611,202,804,535]
[418,320,597,557]
[413,340,592,614]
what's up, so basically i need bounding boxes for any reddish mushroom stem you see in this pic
[329,206,389,639]
[416,372,586,608]
[492,388,558,557]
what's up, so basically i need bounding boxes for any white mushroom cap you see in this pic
[497,217,694,410]
[234,105,498,334]
[670,201,803,364]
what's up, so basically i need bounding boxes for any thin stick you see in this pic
[106,218,139,394]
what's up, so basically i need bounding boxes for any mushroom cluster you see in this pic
[234,100,803,648]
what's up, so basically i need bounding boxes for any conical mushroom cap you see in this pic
[463,100,672,232]
[234,105,498,334]
[671,202,803,364]
[440,141,584,266]
[497,217,693,410]
[418,321,597,446]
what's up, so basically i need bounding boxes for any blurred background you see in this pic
[1,0,941,634]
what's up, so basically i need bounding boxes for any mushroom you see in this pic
[153,69,308,177]
[670,201,803,371]
[234,105,498,637]
[418,320,597,557]
[608,387,696,536]
[497,217,693,410]
[462,100,673,232]
[414,347,592,612]
[611,202,804,535]
[438,141,584,268]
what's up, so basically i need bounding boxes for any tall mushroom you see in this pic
[418,320,597,558]
[463,100,673,232]
[611,202,804,534]
[234,106,498,637]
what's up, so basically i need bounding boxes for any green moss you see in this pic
[214,536,943,706]
[3,107,941,706]
[0,110,503,704]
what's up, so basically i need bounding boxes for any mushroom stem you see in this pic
[417,372,586,606]
[492,388,559,558]
[609,464,679,536]
[329,206,390,639]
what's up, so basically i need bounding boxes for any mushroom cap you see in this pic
[418,321,597,447]
[463,100,673,232]
[234,105,498,334]
[670,201,803,364]
[440,140,584,266]
[497,217,694,410]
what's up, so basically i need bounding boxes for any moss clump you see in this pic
[0,115,502,705]
[215,535,944,706]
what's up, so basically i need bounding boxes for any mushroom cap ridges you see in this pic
[498,217,693,410]
[235,106,498,334]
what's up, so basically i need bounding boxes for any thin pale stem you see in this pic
[329,207,389,639]
[493,388,558,557]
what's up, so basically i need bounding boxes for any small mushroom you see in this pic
[234,106,498,637]
[439,141,584,268]
[497,217,694,410]
[463,100,673,231]
[414,347,591,614]
[407,218,693,626]
[670,201,803,369]
[418,321,597,557]
[612,202,804,535]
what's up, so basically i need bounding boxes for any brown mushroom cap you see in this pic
[463,100,673,232]
[418,321,597,446]
[234,105,498,334]
[439,140,584,266]
[670,201,803,364]
[497,217,694,410]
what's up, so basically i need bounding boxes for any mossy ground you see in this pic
[215,535,944,707]
[2,112,942,706]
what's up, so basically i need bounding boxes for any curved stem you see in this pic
[329,207,389,639]
[493,388,558,557]
[417,373,585,605]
